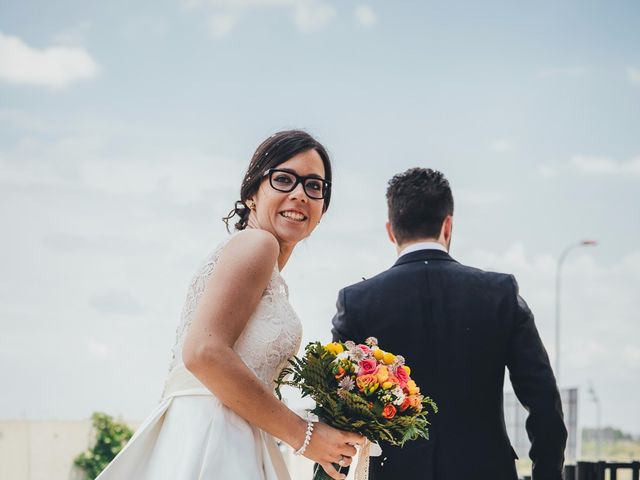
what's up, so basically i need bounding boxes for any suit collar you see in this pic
[392,248,457,268]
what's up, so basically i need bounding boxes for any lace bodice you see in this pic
[166,233,303,388]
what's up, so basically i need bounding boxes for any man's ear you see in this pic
[386,221,397,245]
[441,215,453,243]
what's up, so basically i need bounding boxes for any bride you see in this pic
[96,130,362,480]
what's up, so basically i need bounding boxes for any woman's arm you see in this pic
[182,229,360,479]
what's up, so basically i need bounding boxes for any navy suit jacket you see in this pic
[331,249,567,480]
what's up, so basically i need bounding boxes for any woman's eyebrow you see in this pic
[277,168,325,179]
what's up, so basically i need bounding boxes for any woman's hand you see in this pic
[302,423,364,480]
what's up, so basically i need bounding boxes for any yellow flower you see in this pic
[373,348,384,361]
[382,381,394,390]
[376,365,389,384]
[402,365,411,376]
[382,352,396,365]
[406,380,420,395]
[325,342,344,355]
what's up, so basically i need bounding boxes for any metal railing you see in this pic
[569,461,640,480]
[519,461,640,480]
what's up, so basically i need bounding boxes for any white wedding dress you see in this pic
[96,233,303,480]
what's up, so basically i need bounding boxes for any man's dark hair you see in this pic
[386,167,454,244]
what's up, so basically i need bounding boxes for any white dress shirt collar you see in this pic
[398,241,448,258]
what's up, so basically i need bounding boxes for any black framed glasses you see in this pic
[263,168,331,200]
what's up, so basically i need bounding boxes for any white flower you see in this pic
[392,386,406,406]
[348,346,366,362]
[336,351,350,361]
[337,376,356,398]
[339,376,355,391]
[392,355,405,368]
[344,341,356,350]
[365,337,378,347]
[380,392,394,404]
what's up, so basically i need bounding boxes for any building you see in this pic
[504,387,579,462]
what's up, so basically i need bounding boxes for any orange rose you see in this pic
[387,373,401,387]
[356,374,379,395]
[408,395,423,411]
[382,404,397,419]
[399,397,411,412]
[334,366,346,380]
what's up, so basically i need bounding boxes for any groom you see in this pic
[331,168,567,480]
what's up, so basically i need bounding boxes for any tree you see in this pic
[74,412,133,479]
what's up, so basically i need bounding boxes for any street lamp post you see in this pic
[555,240,597,385]
[588,382,602,460]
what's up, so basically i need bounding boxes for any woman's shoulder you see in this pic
[224,228,278,253]
[216,229,279,271]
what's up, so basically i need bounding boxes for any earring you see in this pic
[246,199,256,211]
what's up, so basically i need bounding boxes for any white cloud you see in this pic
[536,66,588,79]
[490,139,514,152]
[538,165,558,178]
[209,13,239,38]
[123,18,170,38]
[0,31,99,88]
[0,108,47,131]
[183,0,335,35]
[51,21,92,46]
[0,129,242,203]
[87,339,110,359]
[292,1,335,33]
[456,188,506,206]
[628,67,640,86]
[624,346,640,368]
[354,5,377,28]
[466,244,640,378]
[572,154,640,176]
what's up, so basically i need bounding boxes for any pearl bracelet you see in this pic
[293,419,316,456]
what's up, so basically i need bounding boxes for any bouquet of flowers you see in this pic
[275,337,437,480]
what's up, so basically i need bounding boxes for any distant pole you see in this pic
[588,383,602,460]
[555,240,597,385]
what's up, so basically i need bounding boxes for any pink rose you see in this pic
[358,358,377,376]
[394,365,409,388]
[358,344,372,355]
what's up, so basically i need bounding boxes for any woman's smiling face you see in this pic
[248,148,327,246]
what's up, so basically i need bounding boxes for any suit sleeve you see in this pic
[331,288,353,342]
[506,276,567,480]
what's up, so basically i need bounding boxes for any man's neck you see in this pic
[396,238,448,257]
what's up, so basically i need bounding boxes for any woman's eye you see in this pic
[274,175,293,184]
[307,181,323,191]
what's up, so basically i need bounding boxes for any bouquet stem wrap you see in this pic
[353,439,382,480]
[311,436,382,480]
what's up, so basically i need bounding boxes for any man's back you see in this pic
[332,248,567,480]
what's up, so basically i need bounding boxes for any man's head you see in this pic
[385,167,454,251]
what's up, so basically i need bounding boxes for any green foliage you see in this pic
[582,427,636,443]
[74,412,133,479]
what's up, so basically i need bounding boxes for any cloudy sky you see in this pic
[1,0,639,435]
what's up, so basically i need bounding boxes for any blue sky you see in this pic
[1,0,639,436]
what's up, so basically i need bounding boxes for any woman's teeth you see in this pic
[280,211,307,222]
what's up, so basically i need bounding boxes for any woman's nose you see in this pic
[288,182,308,202]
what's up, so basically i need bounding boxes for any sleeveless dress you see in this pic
[96,233,303,480]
